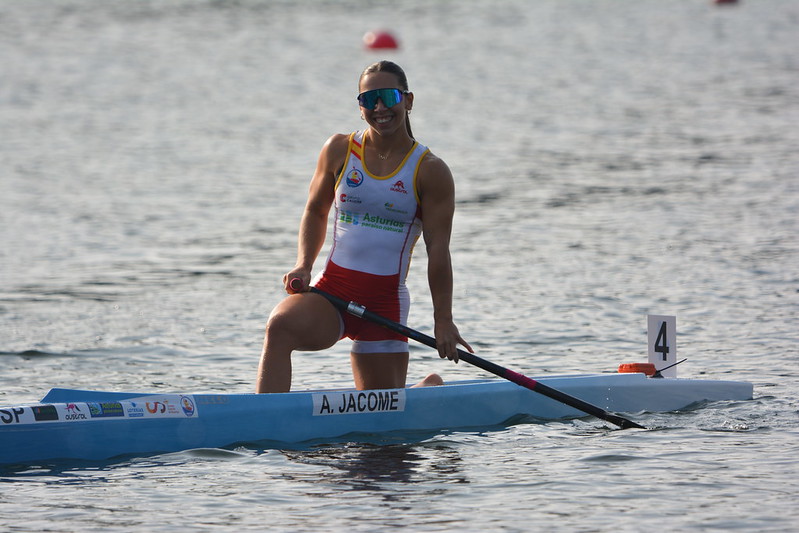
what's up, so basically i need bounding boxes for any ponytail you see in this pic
[405,111,413,139]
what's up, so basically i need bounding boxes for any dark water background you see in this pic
[1,0,797,531]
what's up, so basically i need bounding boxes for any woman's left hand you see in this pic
[434,320,473,363]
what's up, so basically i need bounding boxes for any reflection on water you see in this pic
[282,442,467,497]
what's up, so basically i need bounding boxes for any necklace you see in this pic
[378,152,388,160]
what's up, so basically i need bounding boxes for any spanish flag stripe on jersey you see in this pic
[350,135,363,160]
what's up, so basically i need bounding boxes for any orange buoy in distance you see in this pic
[363,30,399,50]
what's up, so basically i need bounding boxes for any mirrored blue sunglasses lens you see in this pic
[357,88,403,109]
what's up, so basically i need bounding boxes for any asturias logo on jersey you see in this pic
[346,168,364,187]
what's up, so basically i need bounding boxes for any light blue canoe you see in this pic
[0,373,752,465]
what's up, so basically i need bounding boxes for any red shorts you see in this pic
[313,261,409,354]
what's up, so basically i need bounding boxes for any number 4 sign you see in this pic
[648,315,677,377]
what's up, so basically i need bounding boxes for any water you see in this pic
[1,0,797,530]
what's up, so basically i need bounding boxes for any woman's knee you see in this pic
[264,309,298,346]
[264,295,340,351]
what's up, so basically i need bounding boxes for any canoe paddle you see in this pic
[306,285,646,430]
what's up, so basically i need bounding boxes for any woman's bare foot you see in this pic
[411,373,444,387]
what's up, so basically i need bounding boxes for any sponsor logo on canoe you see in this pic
[32,405,59,421]
[88,402,125,418]
[0,397,199,426]
[0,407,25,425]
[146,401,166,414]
[64,403,87,421]
[126,402,145,418]
[180,396,195,417]
[140,396,198,418]
[312,390,406,416]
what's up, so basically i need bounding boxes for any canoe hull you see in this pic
[1,374,753,464]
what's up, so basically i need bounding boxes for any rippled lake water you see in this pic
[1,0,797,531]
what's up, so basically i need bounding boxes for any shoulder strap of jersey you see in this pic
[335,132,361,188]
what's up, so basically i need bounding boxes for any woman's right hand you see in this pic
[283,269,310,294]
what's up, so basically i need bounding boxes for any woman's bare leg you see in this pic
[256,293,341,393]
[350,352,445,389]
[350,352,409,390]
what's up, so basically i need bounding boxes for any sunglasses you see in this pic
[356,88,408,110]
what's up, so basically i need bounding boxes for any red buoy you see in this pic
[363,30,399,50]
[618,363,657,377]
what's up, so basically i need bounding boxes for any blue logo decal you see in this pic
[346,168,364,188]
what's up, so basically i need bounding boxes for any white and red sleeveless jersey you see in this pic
[327,130,429,280]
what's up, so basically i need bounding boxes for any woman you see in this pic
[256,61,472,393]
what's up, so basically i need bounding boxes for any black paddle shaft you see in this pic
[310,287,645,430]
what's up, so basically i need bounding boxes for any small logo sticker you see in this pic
[340,194,362,204]
[88,402,125,418]
[384,202,408,214]
[180,396,196,417]
[339,211,360,225]
[32,405,59,422]
[390,180,407,194]
[346,168,364,187]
